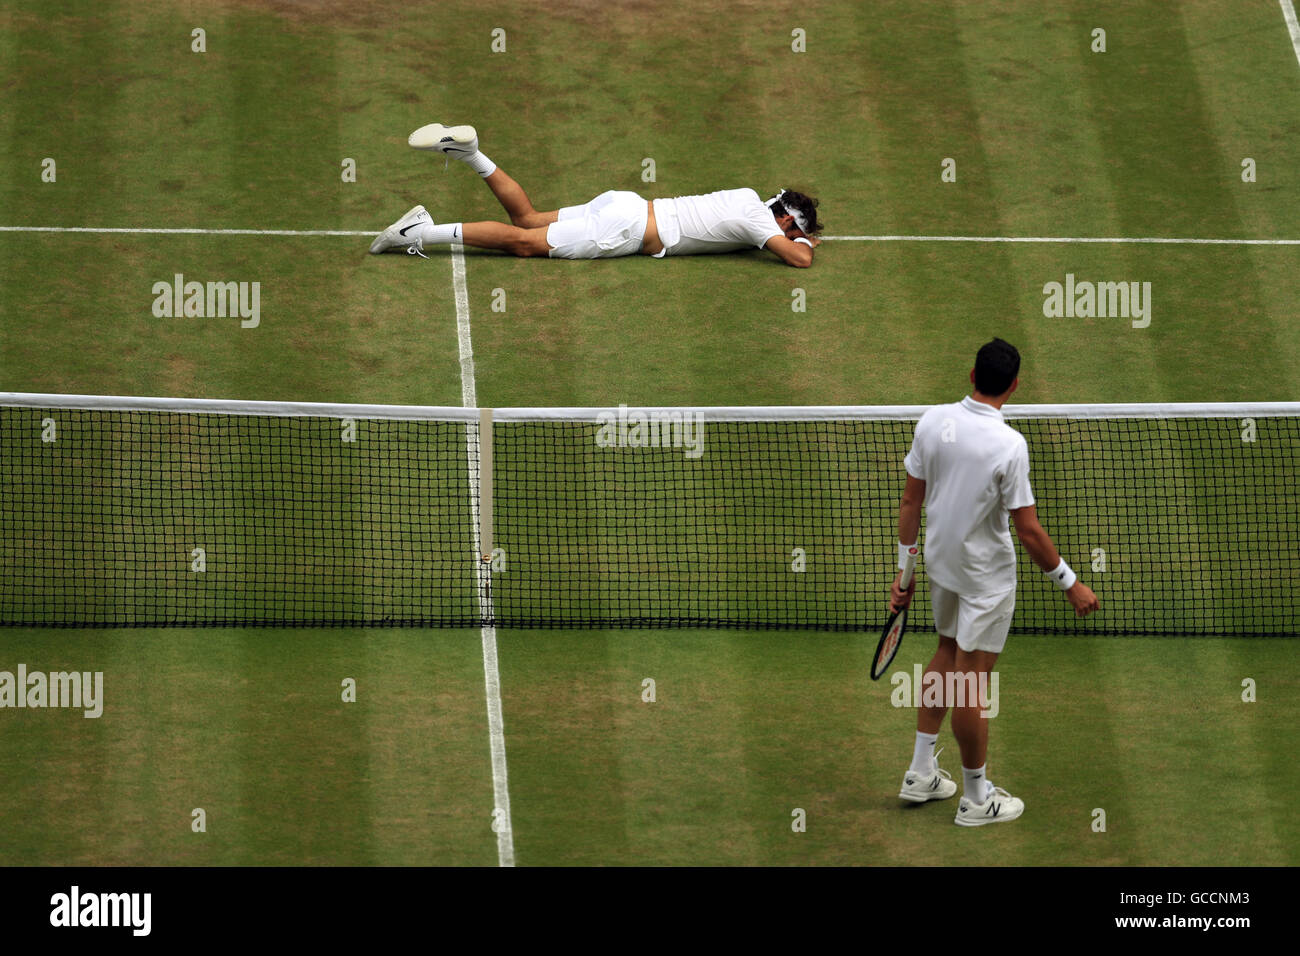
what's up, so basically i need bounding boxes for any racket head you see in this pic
[871,606,909,680]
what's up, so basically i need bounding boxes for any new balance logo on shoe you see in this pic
[956,786,1023,826]
[899,746,958,804]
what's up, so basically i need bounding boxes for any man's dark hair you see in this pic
[974,338,1020,396]
[771,189,822,235]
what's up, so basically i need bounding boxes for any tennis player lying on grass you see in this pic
[890,338,1099,827]
[369,123,823,267]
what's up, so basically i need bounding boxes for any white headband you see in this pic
[765,189,809,234]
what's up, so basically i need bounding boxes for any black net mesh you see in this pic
[2,404,1295,635]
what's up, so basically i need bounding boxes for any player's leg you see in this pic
[481,169,560,229]
[368,206,552,258]
[950,645,999,771]
[898,634,960,803]
[950,588,1023,826]
[408,123,560,228]
[899,582,960,803]
[459,221,552,256]
[370,189,641,260]
[917,636,957,736]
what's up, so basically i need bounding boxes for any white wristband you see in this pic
[1046,559,1076,590]
[793,237,813,248]
[898,542,919,570]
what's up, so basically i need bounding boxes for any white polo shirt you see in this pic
[903,396,1035,596]
[650,188,784,257]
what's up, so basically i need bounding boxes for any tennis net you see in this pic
[1,393,1295,635]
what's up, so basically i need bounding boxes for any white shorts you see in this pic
[931,582,1016,654]
[546,190,648,259]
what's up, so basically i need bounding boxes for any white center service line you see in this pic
[1282,0,1300,69]
[450,241,515,868]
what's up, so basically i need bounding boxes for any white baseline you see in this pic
[822,234,1300,245]
[2,226,1299,245]
[0,226,373,236]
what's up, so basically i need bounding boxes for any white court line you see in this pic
[453,246,477,409]
[450,241,516,869]
[1282,0,1300,69]
[823,235,1300,245]
[0,226,374,236]
[3,225,1300,245]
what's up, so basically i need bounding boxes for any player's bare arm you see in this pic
[891,474,925,609]
[1010,505,1100,617]
[764,234,815,268]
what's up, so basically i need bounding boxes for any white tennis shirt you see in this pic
[651,188,784,257]
[903,395,1036,596]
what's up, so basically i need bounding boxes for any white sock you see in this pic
[411,222,462,245]
[962,765,989,803]
[909,731,938,774]
[463,151,497,178]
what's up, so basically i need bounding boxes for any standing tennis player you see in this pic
[891,338,1099,826]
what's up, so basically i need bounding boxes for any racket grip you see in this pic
[899,551,917,588]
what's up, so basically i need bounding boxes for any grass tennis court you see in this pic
[1,0,1298,866]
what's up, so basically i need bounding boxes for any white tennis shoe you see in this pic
[369,204,432,255]
[954,782,1024,826]
[408,123,479,158]
[898,747,958,803]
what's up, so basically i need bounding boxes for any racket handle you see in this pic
[899,550,918,588]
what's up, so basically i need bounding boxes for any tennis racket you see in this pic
[871,548,917,681]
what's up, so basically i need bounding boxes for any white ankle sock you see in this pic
[463,151,497,178]
[962,765,988,802]
[909,732,938,774]
[411,222,462,245]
